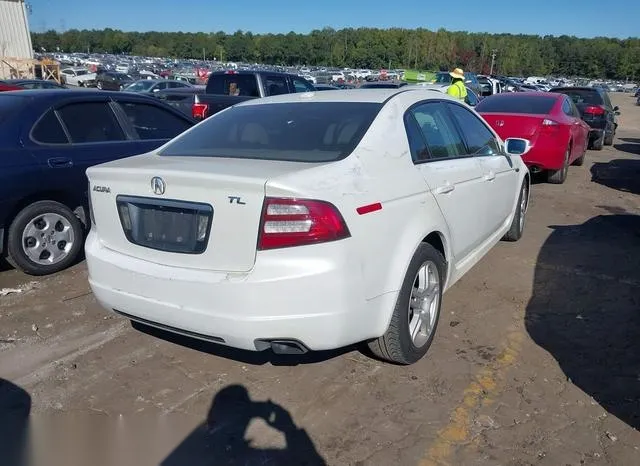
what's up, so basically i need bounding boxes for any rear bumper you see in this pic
[85,232,394,352]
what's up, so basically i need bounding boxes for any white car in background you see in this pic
[60,67,96,87]
[85,89,530,365]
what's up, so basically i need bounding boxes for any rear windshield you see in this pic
[206,74,260,97]
[476,95,557,114]
[0,95,27,122]
[160,102,382,162]
[552,89,604,106]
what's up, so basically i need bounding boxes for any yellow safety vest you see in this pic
[447,81,468,101]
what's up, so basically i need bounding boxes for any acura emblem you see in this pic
[151,177,166,195]
[495,120,505,127]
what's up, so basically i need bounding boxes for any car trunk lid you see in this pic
[478,112,548,140]
[88,154,318,272]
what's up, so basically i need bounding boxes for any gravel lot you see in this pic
[1,93,639,466]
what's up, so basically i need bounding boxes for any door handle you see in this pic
[483,171,496,181]
[436,183,455,194]
[47,157,73,168]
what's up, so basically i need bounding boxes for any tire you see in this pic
[591,134,604,151]
[6,201,84,276]
[604,129,614,146]
[547,147,570,184]
[78,81,84,87]
[502,180,528,242]
[97,82,103,90]
[368,243,445,365]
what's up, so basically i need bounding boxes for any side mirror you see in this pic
[505,138,531,156]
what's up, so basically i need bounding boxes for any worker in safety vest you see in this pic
[446,67,468,102]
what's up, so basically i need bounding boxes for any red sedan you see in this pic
[476,92,590,184]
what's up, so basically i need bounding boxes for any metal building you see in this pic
[0,0,33,59]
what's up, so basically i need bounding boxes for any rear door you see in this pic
[447,102,519,234]
[406,101,489,263]
[37,100,132,193]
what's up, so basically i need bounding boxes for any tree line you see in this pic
[31,28,640,80]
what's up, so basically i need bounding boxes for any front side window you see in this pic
[117,102,192,140]
[160,102,382,163]
[293,77,315,93]
[447,103,501,156]
[57,102,126,143]
[410,102,466,159]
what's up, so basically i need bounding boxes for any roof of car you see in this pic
[238,88,446,106]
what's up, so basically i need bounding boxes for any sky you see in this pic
[27,0,639,39]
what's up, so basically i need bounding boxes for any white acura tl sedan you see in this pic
[85,89,530,365]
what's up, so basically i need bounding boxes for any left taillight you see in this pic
[257,197,350,250]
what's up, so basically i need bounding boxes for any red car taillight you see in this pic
[192,102,209,120]
[257,197,350,250]
[583,105,606,116]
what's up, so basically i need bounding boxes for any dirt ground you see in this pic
[1,93,639,466]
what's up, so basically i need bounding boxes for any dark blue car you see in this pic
[0,89,195,275]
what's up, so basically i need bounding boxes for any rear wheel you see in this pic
[6,201,84,276]
[591,134,604,151]
[604,128,614,146]
[368,243,444,365]
[547,148,569,184]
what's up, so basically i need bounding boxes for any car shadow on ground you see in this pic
[162,384,326,466]
[613,137,640,156]
[131,321,359,366]
[525,214,640,430]
[590,159,640,195]
[0,378,31,466]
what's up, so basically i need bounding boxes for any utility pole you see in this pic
[489,49,497,76]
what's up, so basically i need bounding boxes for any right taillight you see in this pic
[192,102,209,120]
[583,105,606,116]
[257,197,350,250]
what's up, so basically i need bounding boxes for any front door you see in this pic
[406,101,489,263]
[446,102,519,232]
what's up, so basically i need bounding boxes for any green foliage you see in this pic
[31,28,640,80]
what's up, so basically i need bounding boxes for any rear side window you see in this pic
[476,95,557,114]
[117,101,192,140]
[206,74,260,97]
[410,102,466,159]
[160,102,382,162]
[32,110,68,144]
[57,102,126,143]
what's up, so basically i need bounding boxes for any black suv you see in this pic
[550,87,619,150]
